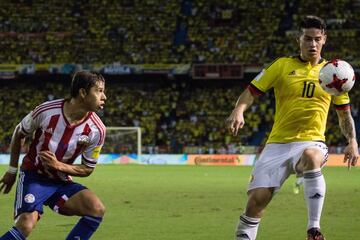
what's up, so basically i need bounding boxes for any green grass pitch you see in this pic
[0,165,359,239]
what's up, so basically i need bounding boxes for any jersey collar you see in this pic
[297,55,325,64]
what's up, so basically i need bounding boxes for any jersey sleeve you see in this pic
[332,92,351,110]
[81,129,106,168]
[248,58,282,96]
[20,111,40,136]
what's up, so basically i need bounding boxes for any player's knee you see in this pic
[88,199,106,217]
[246,189,273,217]
[95,201,106,217]
[301,149,323,169]
[15,214,37,237]
[246,198,266,218]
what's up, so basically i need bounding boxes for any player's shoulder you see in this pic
[88,112,106,144]
[264,56,295,69]
[34,99,64,111]
[279,55,327,65]
[266,56,309,73]
[88,113,106,132]
[318,58,328,66]
[32,99,64,118]
[283,55,300,62]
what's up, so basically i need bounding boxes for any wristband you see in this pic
[7,166,18,174]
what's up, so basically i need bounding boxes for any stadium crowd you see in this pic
[0,0,359,66]
[0,0,360,154]
[0,79,359,154]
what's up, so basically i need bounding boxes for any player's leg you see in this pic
[1,212,39,240]
[14,212,38,237]
[296,146,327,239]
[1,170,54,239]
[54,188,105,240]
[0,212,37,240]
[235,187,274,240]
[57,188,105,217]
[235,143,292,240]
[0,224,28,240]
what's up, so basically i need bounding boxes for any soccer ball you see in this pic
[319,59,355,96]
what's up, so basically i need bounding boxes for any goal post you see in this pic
[104,126,142,159]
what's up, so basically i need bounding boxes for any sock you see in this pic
[235,214,260,240]
[303,168,326,230]
[0,227,26,240]
[296,177,304,186]
[66,216,103,240]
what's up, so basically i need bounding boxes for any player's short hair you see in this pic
[299,15,326,33]
[71,71,105,98]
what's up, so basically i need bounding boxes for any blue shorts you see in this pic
[14,170,87,218]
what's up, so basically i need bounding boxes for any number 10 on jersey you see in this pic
[302,81,315,98]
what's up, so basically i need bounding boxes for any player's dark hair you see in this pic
[299,15,326,33]
[71,71,105,98]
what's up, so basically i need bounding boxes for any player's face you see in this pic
[84,81,106,111]
[299,28,326,63]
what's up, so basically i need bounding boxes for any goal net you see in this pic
[102,127,142,158]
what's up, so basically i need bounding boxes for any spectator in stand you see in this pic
[0,1,359,65]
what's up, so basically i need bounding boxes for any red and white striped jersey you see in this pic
[20,99,106,181]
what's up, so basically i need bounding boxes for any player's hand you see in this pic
[0,172,17,194]
[39,150,60,171]
[343,138,359,170]
[226,108,245,136]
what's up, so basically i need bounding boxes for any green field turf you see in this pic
[0,165,359,240]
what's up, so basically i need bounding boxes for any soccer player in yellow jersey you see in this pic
[226,16,359,240]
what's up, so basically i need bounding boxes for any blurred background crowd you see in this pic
[0,0,359,65]
[0,0,359,154]
[1,78,359,154]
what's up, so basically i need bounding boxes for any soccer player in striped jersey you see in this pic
[0,71,107,240]
[226,16,358,240]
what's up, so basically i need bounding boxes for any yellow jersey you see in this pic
[248,56,350,143]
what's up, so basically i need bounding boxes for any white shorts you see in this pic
[248,141,328,192]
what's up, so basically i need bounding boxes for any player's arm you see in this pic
[226,59,281,136]
[0,124,26,194]
[336,108,359,169]
[226,88,255,136]
[39,150,94,177]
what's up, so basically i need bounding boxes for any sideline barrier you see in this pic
[187,154,255,166]
[0,154,348,166]
[326,154,350,166]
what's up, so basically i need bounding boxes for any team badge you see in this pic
[78,135,90,145]
[24,194,35,203]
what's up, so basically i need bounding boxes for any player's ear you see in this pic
[296,29,302,43]
[79,88,87,99]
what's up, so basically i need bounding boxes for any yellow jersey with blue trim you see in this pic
[248,56,350,143]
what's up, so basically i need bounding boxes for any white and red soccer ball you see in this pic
[319,59,356,96]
